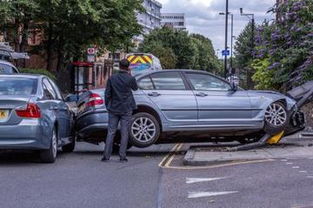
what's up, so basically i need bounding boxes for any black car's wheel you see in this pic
[129,112,160,148]
[62,137,75,153]
[40,127,58,163]
[264,102,288,135]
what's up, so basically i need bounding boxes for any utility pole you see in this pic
[230,13,234,74]
[224,0,229,78]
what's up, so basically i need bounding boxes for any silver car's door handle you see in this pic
[148,92,161,97]
[195,92,208,97]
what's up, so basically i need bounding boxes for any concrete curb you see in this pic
[183,143,313,166]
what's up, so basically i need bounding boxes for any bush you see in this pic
[20,68,56,80]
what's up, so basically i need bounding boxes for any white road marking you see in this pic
[281,159,288,162]
[286,162,293,165]
[292,166,300,169]
[186,177,227,184]
[188,191,238,199]
[299,171,308,173]
[307,176,313,179]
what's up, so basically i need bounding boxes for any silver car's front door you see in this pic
[184,72,253,128]
[138,72,197,129]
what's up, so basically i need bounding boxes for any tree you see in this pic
[254,0,313,91]
[234,23,254,89]
[0,0,144,71]
[190,34,222,74]
[140,27,221,73]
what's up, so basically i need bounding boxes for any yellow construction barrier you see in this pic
[266,131,284,144]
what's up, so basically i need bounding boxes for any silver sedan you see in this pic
[0,75,75,163]
[76,70,306,148]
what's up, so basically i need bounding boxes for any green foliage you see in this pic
[0,0,144,70]
[20,68,56,80]
[251,59,276,90]
[254,0,313,90]
[140,27,221,73]
[149,45,177,69]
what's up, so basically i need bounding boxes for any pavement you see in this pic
[184,133,313,166]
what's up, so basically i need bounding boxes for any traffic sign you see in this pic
[222,50,230,56]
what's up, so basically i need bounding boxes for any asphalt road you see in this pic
[1,142,313,208]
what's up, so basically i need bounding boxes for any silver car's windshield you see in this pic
[0,77,37,96]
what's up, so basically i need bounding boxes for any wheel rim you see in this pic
[265,103,287,126]
[52,130,57,158]
[131,117,156,143]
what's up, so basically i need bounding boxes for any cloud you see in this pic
[158,0,275,56]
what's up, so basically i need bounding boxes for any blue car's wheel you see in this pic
[40,127,58,163]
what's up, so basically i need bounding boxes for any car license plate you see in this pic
[0,110,9,122]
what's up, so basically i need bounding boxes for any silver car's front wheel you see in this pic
[265,103,287,127]
[129,112,160,148]
[264,102,288,135]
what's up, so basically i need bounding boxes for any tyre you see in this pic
[62,137,75,153]
[40,127,58,163]
[264,102,288,136]
[129,112,160,148]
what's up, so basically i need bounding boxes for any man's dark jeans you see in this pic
[103,111,132,160]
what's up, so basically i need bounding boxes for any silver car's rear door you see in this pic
[184,72,253,129]
[138,71,197,129]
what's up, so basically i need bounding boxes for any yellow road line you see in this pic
[158,143,182,167]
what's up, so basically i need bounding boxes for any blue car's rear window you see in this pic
[0,77,37,96]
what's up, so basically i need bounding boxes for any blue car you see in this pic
[76,70,306,148]
[0,74,75,163]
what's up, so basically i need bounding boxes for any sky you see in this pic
[158,0,275,57]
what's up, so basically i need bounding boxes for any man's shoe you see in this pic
[101,157,109,162]
[120,158,128,162]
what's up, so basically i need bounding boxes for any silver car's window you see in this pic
[138,76,154,90]
[186,73,231,91]
[0,77,37,95]
[43,79,57,100]
[0,63,17,74]
[151,72,186,90]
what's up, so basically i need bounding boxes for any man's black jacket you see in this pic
[105,70,138,114]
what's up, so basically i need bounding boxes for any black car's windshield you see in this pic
[0,63,17,74]
[0,77,37,96]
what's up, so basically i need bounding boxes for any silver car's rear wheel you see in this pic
[265,103,287,127]
[264,102,288,135]
[131,117,156,142]
[129,112,160,148]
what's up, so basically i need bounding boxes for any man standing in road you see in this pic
[102,59,138,162]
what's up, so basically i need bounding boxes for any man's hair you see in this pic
[120,59,130,70]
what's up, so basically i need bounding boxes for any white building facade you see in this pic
[135,0,162,42]
[161,13,186,30]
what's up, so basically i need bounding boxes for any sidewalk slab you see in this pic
[183,142,313,166]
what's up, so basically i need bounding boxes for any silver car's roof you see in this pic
[135,69,226,80]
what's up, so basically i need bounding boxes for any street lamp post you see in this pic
[223,0,229,78]
[219,12,234,75]
[240,8,255,89]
